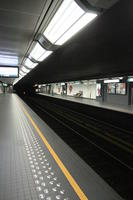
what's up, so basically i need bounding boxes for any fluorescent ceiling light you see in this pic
[13,77,22,85]
[24,58,38,69]
[0,55,18,66]
[56,12,97,45]
[30,43,52,62]
[128,77,133,82]
[104,79,119,83]
[21,66,30,73]
[43,0,97,45]
[19,70,25,76]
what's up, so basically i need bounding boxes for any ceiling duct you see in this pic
[86,0,119,9]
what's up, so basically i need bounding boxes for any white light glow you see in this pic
[0,55,18,66]
[19,71,25,76]
[21,66,30,73]
[128,77,133,82]
[13,77,23,85]
[0,67,18,77]
[56,13,97,45]
[24,58,38,69]
[43,0,97,45]
[104,79,119,83]
[30,43,52,62]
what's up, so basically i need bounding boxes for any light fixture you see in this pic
[0,54,18,66]
[30,43,52,62]
[104,79,119,83]
[24,58,38,69]
[43,0,97,45]
[21,66,30,73]
[19,70,25,76]
[128,77,133,82]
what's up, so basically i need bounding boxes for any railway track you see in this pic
[23,95,133,200]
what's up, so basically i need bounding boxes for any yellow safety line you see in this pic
[22,105,88,200]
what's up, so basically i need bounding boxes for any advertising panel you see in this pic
[107,83,116,94]
[96,83,101,96]
[116,83,126,95]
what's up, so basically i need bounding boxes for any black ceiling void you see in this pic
[15,0,133,90]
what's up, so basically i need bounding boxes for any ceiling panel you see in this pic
[0,0,46,14]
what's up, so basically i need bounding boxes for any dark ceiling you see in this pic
[16,0,133,89]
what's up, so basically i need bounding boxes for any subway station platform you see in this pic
[0,94,123,200]
[39,93,133,115]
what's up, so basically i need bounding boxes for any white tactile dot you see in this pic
[47,175,51,179]
[33,174,38,179]
[56,195,61,199]
[46,197,51,200]
[41,182,46,187]
[44,188,49,194]
[39,194,45,199]
[36,166,40,170]
[35,180,40,185]
[49,181,54,185]
[35,162,39,165]
[56,183,61,187]
[36,186,42,191]
[60,190,65,194]
[38,171,42,175]
[52,187,57,192]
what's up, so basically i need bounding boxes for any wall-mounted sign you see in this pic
[0,67,18,78]
[116,83,126,95]
[96,83,101,96]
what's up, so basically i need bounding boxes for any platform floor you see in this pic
[39,93,133,115]
[0,94,123,200]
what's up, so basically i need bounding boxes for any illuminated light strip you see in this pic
[104,79,119,83]
[24,58,38,69]
[30,43,52,62]
[43,0,97,45]
[56,12,97,45]
[22,104,88,200]
[21,66,30,73]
